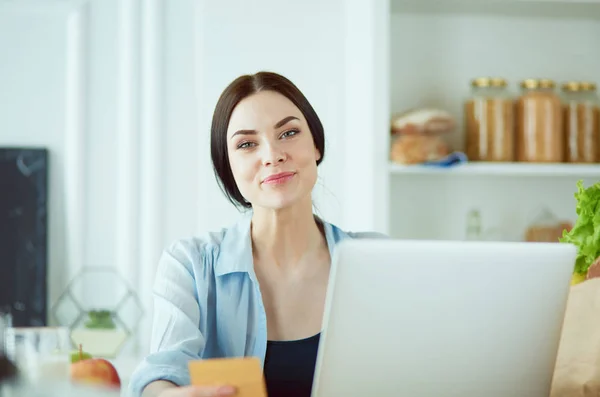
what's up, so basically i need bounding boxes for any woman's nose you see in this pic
[261,143,286,166]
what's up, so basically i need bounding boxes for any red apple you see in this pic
[71,357,121,390]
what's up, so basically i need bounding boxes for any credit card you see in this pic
[188,357,267,397]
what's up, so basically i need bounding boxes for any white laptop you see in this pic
[312,239,576,397]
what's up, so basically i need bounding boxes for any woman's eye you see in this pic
[237,141,255,149]
[281,129,299,138]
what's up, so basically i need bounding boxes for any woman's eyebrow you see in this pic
[231,116,300,139]
[274,116,299,128]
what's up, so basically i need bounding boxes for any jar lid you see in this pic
[521,78,556,89]
[490,77,508,87]
[520,79,540,89]
[539,79,556,89]
[562,81,581,92]
[471,77,492,87]
[580,81,597,91]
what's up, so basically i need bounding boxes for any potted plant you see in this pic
[70,310,129,358]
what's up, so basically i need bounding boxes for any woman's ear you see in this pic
[315,146,322,162]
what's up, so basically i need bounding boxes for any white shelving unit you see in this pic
[342,0,600,240]
[386,0,600,241]
[390,162,600,177]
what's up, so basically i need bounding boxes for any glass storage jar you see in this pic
[464,77,515,161]
[515,78,563,162]
[562,81,599,163]
[581,81,600,162]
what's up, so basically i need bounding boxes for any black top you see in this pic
[263,333,321,397]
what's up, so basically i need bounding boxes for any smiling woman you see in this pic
[210,72,325,210]
[129,71,385,397]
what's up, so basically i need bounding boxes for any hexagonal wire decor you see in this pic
[51,266,143,358]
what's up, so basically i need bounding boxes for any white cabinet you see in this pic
[343,0,600,240]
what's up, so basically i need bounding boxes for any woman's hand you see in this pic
[158,385,237,397]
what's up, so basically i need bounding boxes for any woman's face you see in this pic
[226,90,321,210]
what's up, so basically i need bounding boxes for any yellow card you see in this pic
[188,357,267,397]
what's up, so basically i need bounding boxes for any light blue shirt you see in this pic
[128,212,383,396]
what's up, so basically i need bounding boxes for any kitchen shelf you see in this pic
[342,0,600,237]
[391,0,600,19]
[390,162,600,177]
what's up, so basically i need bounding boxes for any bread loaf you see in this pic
[391,108,455,136]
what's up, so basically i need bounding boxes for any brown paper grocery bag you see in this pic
[550,278,600,397]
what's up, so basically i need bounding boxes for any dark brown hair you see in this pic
[210,71,325,209]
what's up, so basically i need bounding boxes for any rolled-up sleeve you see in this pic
[128,242,206,397]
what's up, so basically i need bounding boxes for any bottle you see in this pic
[465,209,482,240]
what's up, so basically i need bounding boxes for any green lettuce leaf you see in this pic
[559,180,600,274]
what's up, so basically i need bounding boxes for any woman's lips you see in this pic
[262,172,295,185]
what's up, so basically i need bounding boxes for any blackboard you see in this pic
[0,148,48,326]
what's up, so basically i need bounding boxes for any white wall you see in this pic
[0,0,87,321]
[0,0,384,358]
[194,0,347,233]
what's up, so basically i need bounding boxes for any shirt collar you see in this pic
[214,211,349,277]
